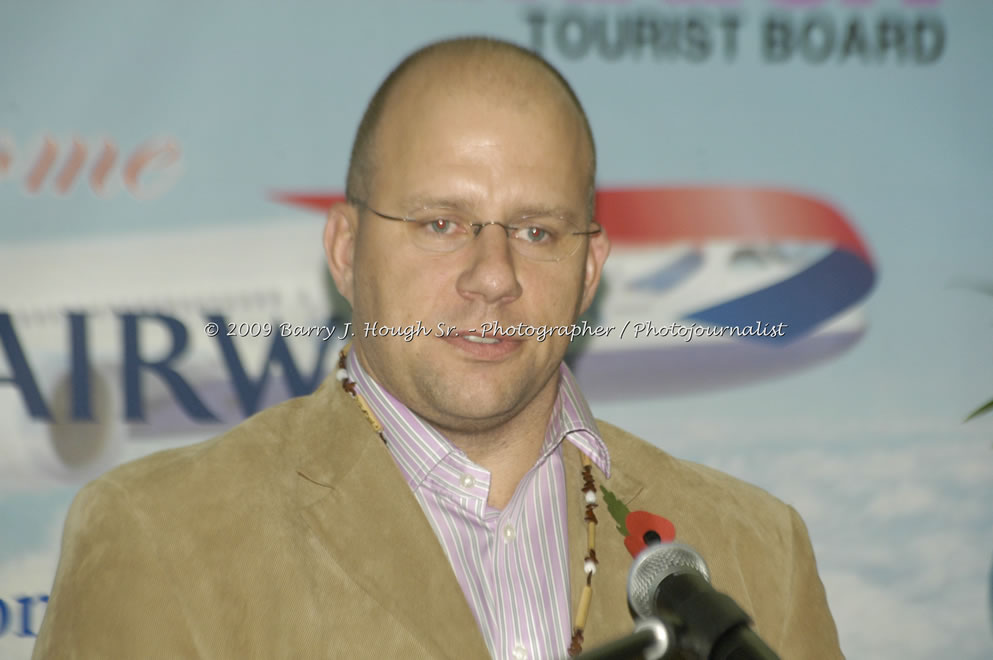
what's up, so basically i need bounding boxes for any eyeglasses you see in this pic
[351,199,601,262]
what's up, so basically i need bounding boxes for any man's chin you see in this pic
[411,386,527,431]
[414,366,560,430]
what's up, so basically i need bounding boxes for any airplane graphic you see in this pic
[0,187,876,488]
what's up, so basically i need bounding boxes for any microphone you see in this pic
[626,542,780,660]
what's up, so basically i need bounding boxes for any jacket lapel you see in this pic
[295,380,489,659]
[564,440,646,650]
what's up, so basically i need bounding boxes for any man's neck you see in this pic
[441,381,559,510]
[346,346,563,510]
[447,429,543,510]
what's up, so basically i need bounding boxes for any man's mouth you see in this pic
[444,327,525,360]
[462,335,500,345]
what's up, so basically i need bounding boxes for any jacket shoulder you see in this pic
[594,420,842,658]
[90,376,350,512]
[594,418,800,582]
[596,418,791,519]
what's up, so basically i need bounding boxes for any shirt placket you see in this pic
[427,454,499,646]
[494,495,524,660]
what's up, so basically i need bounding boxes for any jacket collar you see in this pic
[295,378,490,659]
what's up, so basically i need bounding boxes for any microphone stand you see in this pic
[573,603,778,660]
[573,617,670,660]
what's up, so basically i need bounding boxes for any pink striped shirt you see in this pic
[346,350,610,659]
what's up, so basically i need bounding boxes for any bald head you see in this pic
[345,37,597,218]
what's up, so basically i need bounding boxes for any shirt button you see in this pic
[460,474,475,489]
[502,524,517,541]
[512,644,527,659]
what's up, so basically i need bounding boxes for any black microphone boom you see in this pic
[626,542,780,660]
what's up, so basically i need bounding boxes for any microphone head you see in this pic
[627,541,710,620]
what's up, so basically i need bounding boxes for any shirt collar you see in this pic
[544,360,610,477]
[344,348,610,489]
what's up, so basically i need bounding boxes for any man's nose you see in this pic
[456,224,523,304]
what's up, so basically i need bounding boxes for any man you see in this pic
[34,37,842,659]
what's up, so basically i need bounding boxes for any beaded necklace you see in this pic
[334,348,599,656]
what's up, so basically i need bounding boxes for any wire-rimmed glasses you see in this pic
[351,199,601,262]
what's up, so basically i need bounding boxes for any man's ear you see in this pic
[324,201,359,306]
[579,223,610,315]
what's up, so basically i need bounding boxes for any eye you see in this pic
[428,218,454,234]
[417,216,461,235]
[513,224,555,244]
[527,227,548,242]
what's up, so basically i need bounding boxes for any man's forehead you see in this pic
[347,38,596,219]
[373,80,588,199]
[373,54,589,171]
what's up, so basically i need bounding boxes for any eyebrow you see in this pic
[399,195,580,222]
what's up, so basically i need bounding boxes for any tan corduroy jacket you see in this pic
[33,376,842,659]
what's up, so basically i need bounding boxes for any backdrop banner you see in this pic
[2,1,991,658]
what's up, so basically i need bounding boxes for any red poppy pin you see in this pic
[600,485,676,557]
